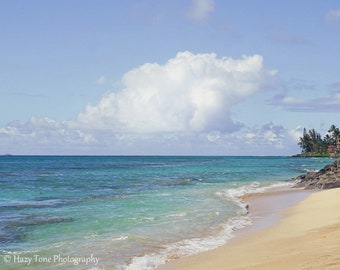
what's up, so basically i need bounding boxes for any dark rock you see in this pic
[292,159,340,189]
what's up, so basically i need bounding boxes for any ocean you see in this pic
[0,156,332,269]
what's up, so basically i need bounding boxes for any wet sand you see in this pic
[157,188,340,270]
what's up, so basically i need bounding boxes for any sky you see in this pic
[1,0,340,155]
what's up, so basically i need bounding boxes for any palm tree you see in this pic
[298,125,340,154]
[328,125,340,153]
[298,128,327,154]
[298,128,311,153]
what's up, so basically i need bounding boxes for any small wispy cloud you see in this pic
[11,91,46,98]
[96,75,106,85]
[325,9,340,21]
[186,0,215,22]
[268,30,313,46]
[268,91,340,112]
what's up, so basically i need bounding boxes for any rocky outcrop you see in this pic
[293,159,340,189]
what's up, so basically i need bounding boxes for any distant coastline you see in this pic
[292,153,340,158]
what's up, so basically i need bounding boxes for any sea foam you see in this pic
[124,214,251,270]
[124,181,294,270]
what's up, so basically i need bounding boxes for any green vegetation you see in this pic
[298,125,340,157]
[298,152,331,158]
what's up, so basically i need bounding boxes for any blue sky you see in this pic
[1,0,340,155]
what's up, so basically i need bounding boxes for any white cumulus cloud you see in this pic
[241,123,299,153]
[76,51,276,134]
[1,52,291,155]
[0,117,96,154]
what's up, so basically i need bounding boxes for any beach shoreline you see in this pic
[157,187,340,270]
[236,186,314,235]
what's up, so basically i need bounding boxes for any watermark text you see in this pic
[1,254,99,266]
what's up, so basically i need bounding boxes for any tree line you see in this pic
[298,125,340,155]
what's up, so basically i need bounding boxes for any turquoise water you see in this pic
[0,156,332,269]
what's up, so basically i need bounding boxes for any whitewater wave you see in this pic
[216,181,293,201]
[123,181,292,270]
[123,214,251,270]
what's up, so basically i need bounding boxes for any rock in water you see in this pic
[292,159,340,189]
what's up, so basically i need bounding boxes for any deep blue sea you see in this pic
[0,156,332,269]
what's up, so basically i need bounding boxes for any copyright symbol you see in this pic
[3,255,12,263]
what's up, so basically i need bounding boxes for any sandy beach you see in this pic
[157,188,340,270]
